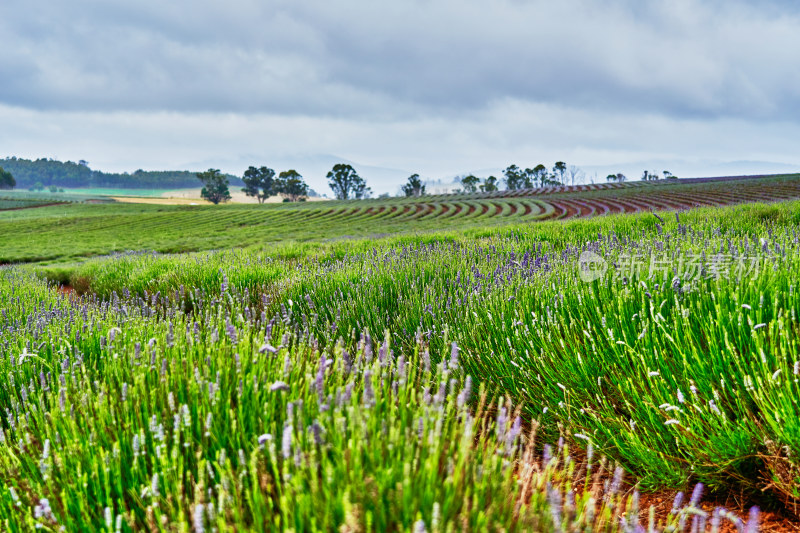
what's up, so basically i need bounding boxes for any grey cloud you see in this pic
[0,0,799,123]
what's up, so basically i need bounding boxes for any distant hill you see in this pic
[0,157,243,190]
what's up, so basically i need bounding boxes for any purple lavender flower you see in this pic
[449,342,459,369]
[744,506,759,533]
[362,370,375,407]
[671,491,684,513]
[315,354,326,403]
[689,482,704,507]
[225,321,237,344]
[457,376,472,408]
[547,483,562,530]
[608,466,624,496]
[259,343,278,354]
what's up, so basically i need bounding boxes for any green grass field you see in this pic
[1,177,797,530]
[3,174,800,265]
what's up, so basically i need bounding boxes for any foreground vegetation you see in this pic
[1,269,750,531]
[5,189,800,529]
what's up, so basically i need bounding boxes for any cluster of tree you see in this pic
[605,170,678,183]
[400,174,426,197]
[0,157,244,189]
[451,162,582,194]
[458,174,500,193]
[642,170,677,181]
[26,182,65,193]
[0,167,15,190]
[204,163,376,205]
[240,166,310,203]
[502,162,584,190]
[197,167,311,205]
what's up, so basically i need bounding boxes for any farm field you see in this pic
[0,198,64,211]
[2,173,800,265]
[61,188,180,198]
[2,176,800,530]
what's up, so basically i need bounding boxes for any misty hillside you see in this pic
[1,157,243,190]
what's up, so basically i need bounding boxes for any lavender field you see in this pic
[2,199,797,531]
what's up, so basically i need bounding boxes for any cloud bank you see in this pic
[1,0,799,191]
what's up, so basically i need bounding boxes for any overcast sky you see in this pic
[2,0,799,193]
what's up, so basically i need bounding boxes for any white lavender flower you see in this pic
[204,413,213,436]
[270,381,290,392]
[281,425,293,459]
[193,503,205,533]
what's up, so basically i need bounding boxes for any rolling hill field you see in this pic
[2,173,800,264]
[1,175,799,531]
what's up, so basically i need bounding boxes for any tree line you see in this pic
[1,156,682,201]
[448,162,583,194]
[606,170,678,183]
[197,163,372,204]
[0,167,15,190]
[0,157,240,189]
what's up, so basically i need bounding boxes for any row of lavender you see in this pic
[0,267,758,531]
[56,202,800,505]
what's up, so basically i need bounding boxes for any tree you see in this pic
[327,164,370,200]
[503,165,525,190]
[521,168,536,188]
[642,170,661,181]
[664,171,677,180]
[553,161,567,185]
[480,176,499,192]
[275,169,309,202]
[528,164,549,188]
[401,174,426,197]
[0,167,15,190]
[241,166,276,203]
[196,169,231,204]
[459,174,480,193]
[566,165,584,186]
